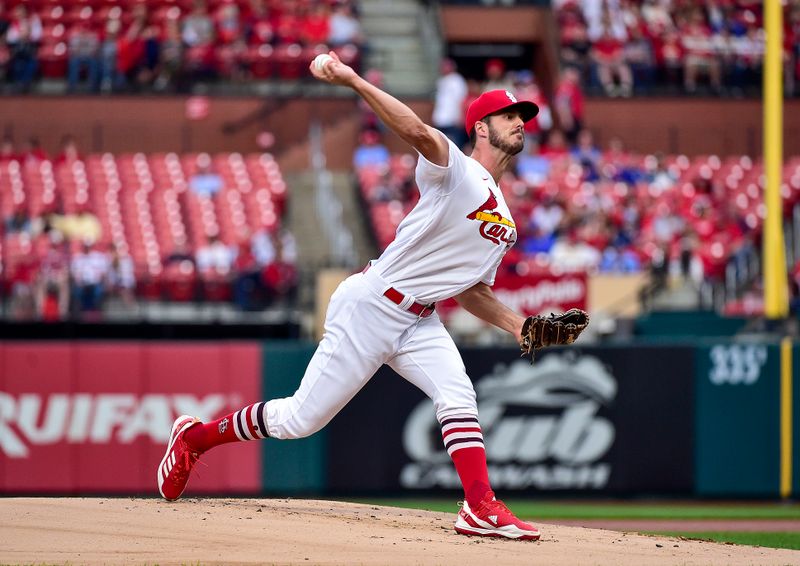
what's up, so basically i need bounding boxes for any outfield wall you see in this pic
[0,340,796,498]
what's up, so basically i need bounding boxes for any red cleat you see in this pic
[157,415,202,501]
[454,491,541,541]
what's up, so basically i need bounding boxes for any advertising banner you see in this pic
[327,345,694,495]
[0,342,262,494]
[695,343,780,496]
[436,272,588,320]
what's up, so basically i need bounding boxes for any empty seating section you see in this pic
[0,151,287,294]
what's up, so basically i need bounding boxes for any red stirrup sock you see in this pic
[183,402,269,452]
[441,415,491,508]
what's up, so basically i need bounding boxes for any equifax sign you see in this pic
[0,392,230,458]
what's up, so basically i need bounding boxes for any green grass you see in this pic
[358,499,800,520]
[645,531,800,551]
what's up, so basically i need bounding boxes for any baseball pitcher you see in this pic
[157,52,588,541]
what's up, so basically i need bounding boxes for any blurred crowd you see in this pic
[0,136,298,321]
[556,0,800,96]
[0,0,363,93]
[353,55,760,292]
[355,121,763,293]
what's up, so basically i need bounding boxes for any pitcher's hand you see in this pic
[309,51,358,88]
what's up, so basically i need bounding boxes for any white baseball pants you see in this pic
[265,269,478,439]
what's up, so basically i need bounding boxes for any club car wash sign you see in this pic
[401,354,617,491]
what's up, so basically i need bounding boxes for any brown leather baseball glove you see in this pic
[520,308,590,363]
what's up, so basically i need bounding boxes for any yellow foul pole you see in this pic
[763,0,788,319]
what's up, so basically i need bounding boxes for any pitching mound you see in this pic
[2,498,798,566]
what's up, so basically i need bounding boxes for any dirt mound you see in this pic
[2,498,798,566]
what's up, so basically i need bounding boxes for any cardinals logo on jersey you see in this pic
[466,189,516,246]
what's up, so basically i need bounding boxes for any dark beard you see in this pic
[487,123,524,155]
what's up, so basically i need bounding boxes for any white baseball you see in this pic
[314,54,334,72]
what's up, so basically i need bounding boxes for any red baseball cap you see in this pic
[465,89,539,135]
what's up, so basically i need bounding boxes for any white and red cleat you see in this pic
[157,415,202,501]
[454,491,541,541]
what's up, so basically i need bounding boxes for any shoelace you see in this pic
[170,441,202,486]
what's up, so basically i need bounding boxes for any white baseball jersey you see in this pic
[371,133,517,303]
[265,132,516,440]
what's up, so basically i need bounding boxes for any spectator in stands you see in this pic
[244,0,274,46]
[515,138,551,186]
[681,8,722,94]
[217,36,249,82]
[50,205,102,244]
[98,19,121,93]
[6,5,41,92]
[164,243,195,266]
[67,21,100,93]
[189,154,223,196]
[70,241,110,315]
[183,0,215,48]
[328,3,363,47]
[645,152,677,191]
[728,25,764,94]
[0,35,9,85]
[54,135,82,164]
[274,3,302,45]
[154,20,184,91]
[21,136,47,164]
[106,243,136,306]
[0,135,17,162]
[591,20,633,97]
[570,129,602,181]
[5,205,32,234]
[8,248,37,321]
[461,79,482,136]
[558,3,591,76]
[432,58,467,149]
[554,67,584,143]
[656,28,684,92]
[34,230,70,321]
[540,129,570,161]
[116,20,146,91]
[0,1,9,38]
[583,0,626,43]
[513,71,551,145]
[138,25,162,89]
[232,239,261,310]
[182,0,216,81]
[196,234,235,273]
[251,226,297,267]
[550,228,601,272]
[353,129,390,170]
[215,2,242,45]
[787,5,800,96]
[261,232,298,307]
[483,58,513,92]
[300,3,330,46]
[641,0,674,33]
[624,25,656,94]
[599,245,642,273]
[530,193,564,238]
